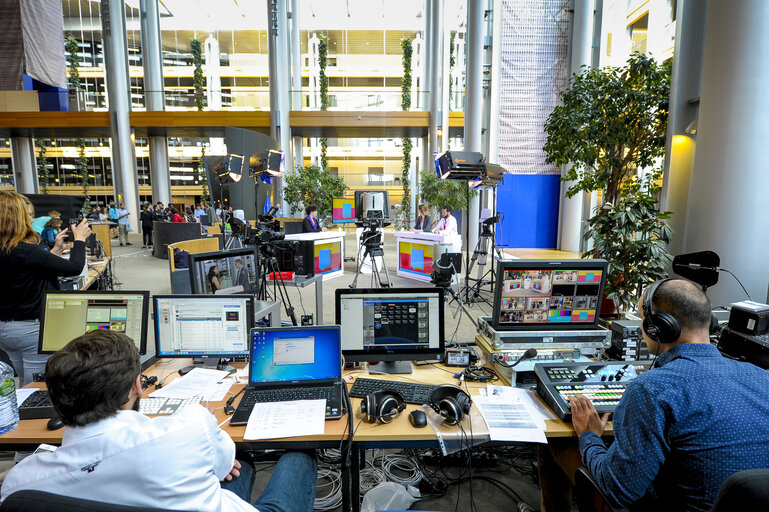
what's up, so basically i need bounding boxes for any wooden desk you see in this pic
[82,258,109,290]
[90,223,113,259]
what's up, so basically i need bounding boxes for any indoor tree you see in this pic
[543,52,673,311]
[283,164,347,224]
[398,37,413,229]
[418,170,476,214]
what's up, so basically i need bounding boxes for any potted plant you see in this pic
[543,53,673,312]
[283,164,348,225]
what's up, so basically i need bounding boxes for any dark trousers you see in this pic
[142,228,153,246]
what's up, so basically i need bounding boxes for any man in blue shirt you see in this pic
[115,202,131,246]
[571,279,769,512]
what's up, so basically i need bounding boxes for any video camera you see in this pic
[430,252,462,289]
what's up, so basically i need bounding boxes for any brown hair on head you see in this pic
[0,191,41,252]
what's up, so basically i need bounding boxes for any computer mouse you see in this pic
[409,410,427,428]
[46,417,64,431]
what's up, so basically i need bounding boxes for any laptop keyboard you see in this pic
[19,390,56,420]
[231,385,342,425]
[349,377,439,405]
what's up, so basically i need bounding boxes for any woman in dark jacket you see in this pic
[0,191,92,385]
[141,204,154,248]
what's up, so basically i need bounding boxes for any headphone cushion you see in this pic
[378,396,398,424]
[439,397,461,424]
[650,311,681,344]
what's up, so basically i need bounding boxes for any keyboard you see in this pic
[138,396,202,416]
[231,385,343,426]
[19,390,56,420]
[349,377,439,405]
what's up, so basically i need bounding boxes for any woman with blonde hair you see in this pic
[410,203,432,232]
[0,191,91,385]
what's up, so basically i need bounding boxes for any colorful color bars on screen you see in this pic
[399,241,434,276]
[314,241,342,275]
[332,198,356,223]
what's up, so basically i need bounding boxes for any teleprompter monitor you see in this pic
[154,295,255,372]
[332,197,356,224]
[189,247,258,295]
[492,259,608,331]
[335,288,444,374]
[38,291,149,355]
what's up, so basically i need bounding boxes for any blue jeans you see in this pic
[0,320,48,387]
[221,452,317,512]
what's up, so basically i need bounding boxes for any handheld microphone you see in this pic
[509,348,538,368]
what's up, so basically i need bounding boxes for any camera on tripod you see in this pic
[430,252,462,288]
[355,210,391,248]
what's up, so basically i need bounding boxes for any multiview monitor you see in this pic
[492,259,608,331]
[335,288,444,374]
[189,247,258,295]
[38,291,149,355]
[154,295,254,371]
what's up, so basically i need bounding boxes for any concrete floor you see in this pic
[41,231,558,511]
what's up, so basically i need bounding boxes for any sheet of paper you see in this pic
[485,385,557,424]
[243,399,326,441]
[474,395,547,444]
[149,368,230,399]
[16,388,37,405]
[202,378,235,402]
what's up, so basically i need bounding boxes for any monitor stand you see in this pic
[368,361,413,375]
[180,357,236,376]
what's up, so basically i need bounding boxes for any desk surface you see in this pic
[1,359,594,447]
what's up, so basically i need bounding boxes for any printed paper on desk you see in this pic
[149,368,230,399]
[474,395,547,444]
[243,400,326,440]
[485,384,557,424]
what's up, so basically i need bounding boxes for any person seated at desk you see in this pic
[410,204,432,232]
[40,218,62,249]
[0,330,317,511]
[302,205,327,233]
[432,205,457,236]
[556,279,769,512]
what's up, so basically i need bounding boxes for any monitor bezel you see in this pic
[491,259,608,331]
[38,290,150,355]
[335,287,445,362]
[153,294,255,358]
[187,247,259,294]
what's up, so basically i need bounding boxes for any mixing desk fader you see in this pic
[534,362,652,421]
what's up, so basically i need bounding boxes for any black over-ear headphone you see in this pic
[360,390,406,424]
[429,385,472,425]
[642,278,682,344]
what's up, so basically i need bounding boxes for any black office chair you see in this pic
[575,467,631,512]
[0,490,178,512]
[711,468,769,511]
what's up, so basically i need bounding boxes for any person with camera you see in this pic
[0,191,92,386]
[0,330,317,511]
[302,205,327,233]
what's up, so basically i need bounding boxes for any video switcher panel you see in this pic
[535,362,652,421]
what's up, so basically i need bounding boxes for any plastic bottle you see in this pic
[0,362,19,434]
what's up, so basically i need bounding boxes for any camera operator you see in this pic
[302,205,327,233]
[0,191,92,385]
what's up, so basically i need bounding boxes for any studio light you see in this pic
[435,151,487,181]
[217,154,244,183]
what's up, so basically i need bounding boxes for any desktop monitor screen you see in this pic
[354,191,390,219]
[332,198,356,224]
[189,248,258,295]
[248,325,341,385]
[492,259,608,331]
[314,241,342,276]
[335,288,445,363]
[154,295,254,358]
[38,291,149,355]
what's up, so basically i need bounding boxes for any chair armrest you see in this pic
[575,467,631,512]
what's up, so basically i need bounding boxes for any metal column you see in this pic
[290,0,303,171]
[102,0,140,232]
[10,138,38,194]
[428,0,444,156]
[267,0,293,204]
[139,0,171,206]
[465,0,485,252]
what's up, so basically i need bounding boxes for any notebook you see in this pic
[230,325,345,426]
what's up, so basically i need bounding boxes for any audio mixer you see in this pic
[534,362,652,421]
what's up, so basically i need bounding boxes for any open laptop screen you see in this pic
[249,326,341,385]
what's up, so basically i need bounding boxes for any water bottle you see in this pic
[0,362,19,434]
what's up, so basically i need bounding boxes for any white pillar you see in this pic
[204,35,222,111]
[101,0,140,232]
[465,0,485,251]
[11,138,38,194]
[290,0,303,172]
[683,0,769,306]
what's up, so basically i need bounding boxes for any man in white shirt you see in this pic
[0,330,316,511]
[433,205,461,252]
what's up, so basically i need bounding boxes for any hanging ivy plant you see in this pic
[198,142,210,203]
[65,36,81,90]
[37,139,50,194]
[448,35,455,107]
[191,38,205,111]
[318,34,329,169]
[77,139,91,214]
[398,38,413,229]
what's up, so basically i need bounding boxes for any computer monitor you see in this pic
[38,291,149,355]
[332,198,356,224]
[188,247,258,295]
[354,190,390,219]
[153,295,254,372]
[492,259,608,331]
[335,288,445,374]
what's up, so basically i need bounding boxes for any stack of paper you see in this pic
[149,368,232,401]
[473,385,549,443]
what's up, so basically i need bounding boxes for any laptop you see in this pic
[230,325,345,426]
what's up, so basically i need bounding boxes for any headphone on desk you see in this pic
[429,385,472,425]
[360,390,406,424]
[642,278,681,344]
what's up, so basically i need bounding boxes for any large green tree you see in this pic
[283,165,347,224]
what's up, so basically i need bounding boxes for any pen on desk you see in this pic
[218,416,232,428]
